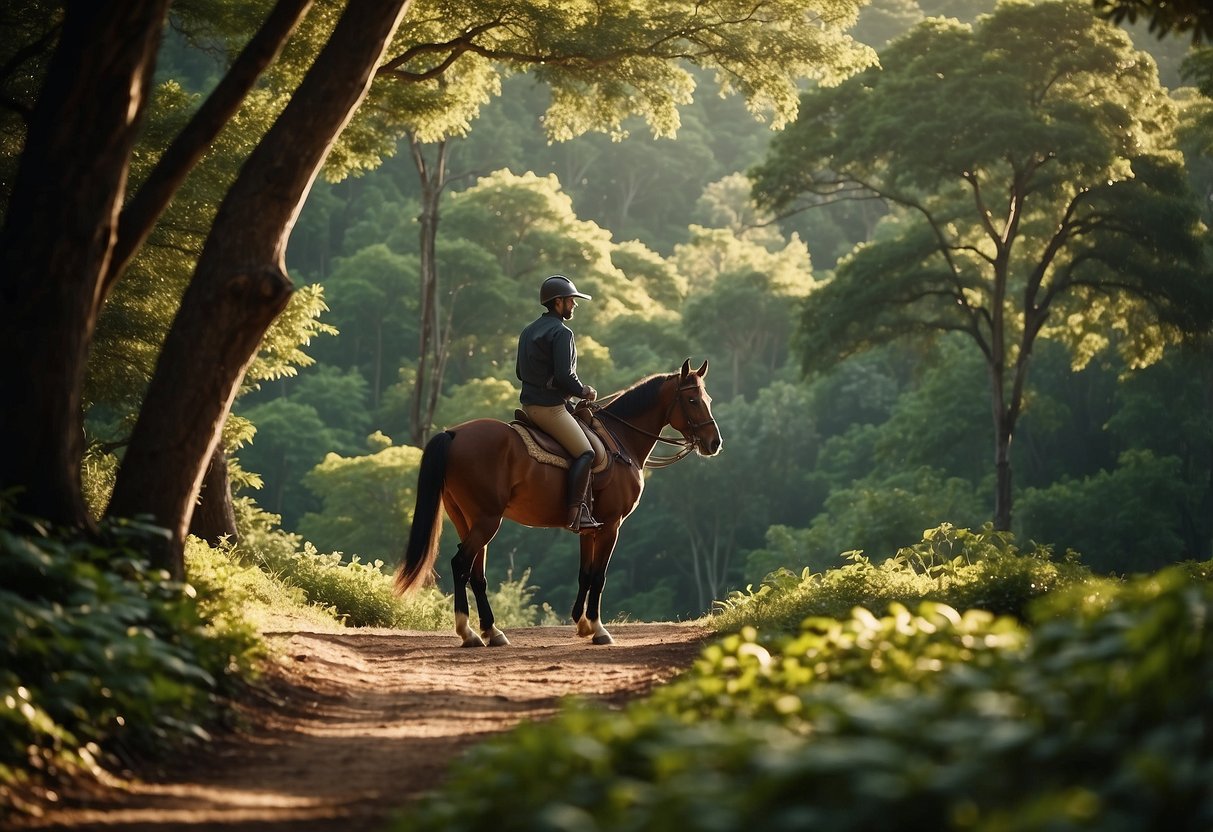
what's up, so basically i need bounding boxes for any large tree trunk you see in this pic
[0,1,169,529]
[108,0,412,577]
[189,447,238,545]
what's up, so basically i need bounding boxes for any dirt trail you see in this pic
[14,622,708,832]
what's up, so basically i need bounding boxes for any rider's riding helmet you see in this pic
[539,274,591,306]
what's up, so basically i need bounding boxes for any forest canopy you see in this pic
[0,0,1210,623]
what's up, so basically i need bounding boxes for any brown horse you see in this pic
[394,359,722,646]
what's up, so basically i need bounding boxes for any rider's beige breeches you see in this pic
[522,403,593,458]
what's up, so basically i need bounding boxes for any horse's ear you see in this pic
[696,359,708,378]
[680,358,691,379]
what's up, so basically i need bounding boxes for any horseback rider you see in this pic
[516,275,603,533]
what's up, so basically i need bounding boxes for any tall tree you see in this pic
[371,0,877,442]
[752,0,1213,530]
[0,0,315,532]
[1,0,873,577]
[106,0,412,574]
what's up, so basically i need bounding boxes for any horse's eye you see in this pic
[688,398,698,405]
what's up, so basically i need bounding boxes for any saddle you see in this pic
[509,404,624,475]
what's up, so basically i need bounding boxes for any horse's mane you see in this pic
[601,373,675,422]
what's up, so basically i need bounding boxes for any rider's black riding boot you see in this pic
[566,451,602,534]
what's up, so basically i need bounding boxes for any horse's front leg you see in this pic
[571,532,595,638]
[575,525,619,645]
[451,544,485,647]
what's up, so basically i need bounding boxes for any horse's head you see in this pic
[670,359,722,457]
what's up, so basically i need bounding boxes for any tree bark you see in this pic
[108,0,412,577]
[408,137,448,446]
[189,447,239,545]
[0,0,169,529]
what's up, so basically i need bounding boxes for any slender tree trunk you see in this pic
[372,317,383,410]
[189,447,238,545]
[409,138,448,446]
[993,409,1013,532]
[108,0,412,577]
[0,1,169,529]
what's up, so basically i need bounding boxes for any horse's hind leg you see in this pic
[450,543,484,648]
[470,545,509,647]
[450,509,506,648]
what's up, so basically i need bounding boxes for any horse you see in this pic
[394,359,722,647]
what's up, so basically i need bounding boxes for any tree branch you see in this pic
[101,0,314,302]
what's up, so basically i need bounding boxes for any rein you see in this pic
[592,379,715,469]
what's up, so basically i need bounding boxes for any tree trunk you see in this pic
[409,138,448,446]
[0,1,169,529]
[108,0,412,577]
[102,0,313,299]
[993,417,1013,532]
[189,447,239,545]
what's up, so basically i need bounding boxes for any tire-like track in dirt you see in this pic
[13,622,707,832]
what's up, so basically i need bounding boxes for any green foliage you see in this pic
[233,499,554,630]
[233,498,437,629]
[1017,450,1189,574]
[485,569,563,629]
[0,510,262,813]
[183,536,341,635]
[1094,0,1213,44]
[298,442,423,564]
[723,524,1091,633]
[745,469,987,584]
[390,565,1213,831]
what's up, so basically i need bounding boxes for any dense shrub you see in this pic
[390,566,1213,832]
[0,513,261,815]
[716,524,1092,634]
[1016,450,1190,573]
[233,498,557,630]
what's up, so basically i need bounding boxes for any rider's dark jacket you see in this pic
[516,311,585,406]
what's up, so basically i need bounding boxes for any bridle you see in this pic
[595,377,718,469]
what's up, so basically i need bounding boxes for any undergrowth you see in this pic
[711,523,1093,634]
[391,562,1213,831]
[232,498,558,629]
[0,512,262,818]
[1,496,559,820]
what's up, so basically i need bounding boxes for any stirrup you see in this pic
[566,503,602,533]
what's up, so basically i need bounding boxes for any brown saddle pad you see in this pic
[510,408,610,474]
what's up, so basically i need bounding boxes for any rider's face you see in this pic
[558,296,576,320]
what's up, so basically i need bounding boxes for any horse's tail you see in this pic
[395,430,454,595]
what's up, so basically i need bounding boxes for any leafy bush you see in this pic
[486,569,562,628]
[717,524,1091,634]
[1016,449,1189,574]
[233,498,556,630]
[390,566,1213,832]
[183,536,340,633]
[232,498,443,629]
[745,467,987,583]
[0,512,262,815]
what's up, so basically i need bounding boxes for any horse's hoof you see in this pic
[592,633,615,645]
[461,633,486,648]
[485,630,510,647]
[575,619,594,638]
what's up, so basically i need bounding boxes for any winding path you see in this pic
[16,623,707,832]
